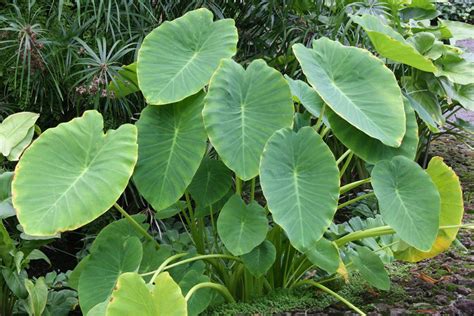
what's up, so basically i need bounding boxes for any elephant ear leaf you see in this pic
[137,8,238,105]
[12,110,138,236]
[260,127,339,253]
[241,240,276,278]
[133,92,207,211]
[352,14,436,72]
[293,37,405,147]
[0,112,39,161]
[394,156,464,262]
[305,238,340,274]
[203,58,294,180]
[351,246,390,291]
[106,272,187,316]
[371,156,440,251]
[217,195,268,256]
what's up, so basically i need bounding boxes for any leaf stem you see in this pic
[337,192,375,210]
[113,203,158,246]
[250,177,256,202]
[295,280,366,315]
[235,176,242,196]
[313,104,326,133]
[340,178,371,194]
[185,282,235,303]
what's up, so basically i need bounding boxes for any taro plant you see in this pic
[7,8,472,316]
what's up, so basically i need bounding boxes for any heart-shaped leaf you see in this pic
[217,195,268,256]
[371,156,440,251]
[137,8,238,105]
[134,92,207,211]
[328,100,418,163]
[352,14,436,72]
[305,238,340,274]
[188,157,232,208]
[351,246,390,290]
[12,110,138,236]
[0,112,39,161]
[395,157,464,262]
[260,127,339,252]
[79,236,143,314]
[241,240,276,278]
[285,75,325,118]
[106,272,187,316]
[293,37,405,147]
[203,58,294,180]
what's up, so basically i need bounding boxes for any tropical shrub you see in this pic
[2,5,472,316]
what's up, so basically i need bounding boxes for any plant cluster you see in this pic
[0,1,473,315]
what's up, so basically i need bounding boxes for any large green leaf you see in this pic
[293,38,405,147]
[328,100,418,164]
[217,195,268,256]
[305,238,340,274]
[188,157,232,208]
[134,92,207,211]
[241,240,276,278]
[78,236,143,314]
[203,59,294,180]
[395,157,464,262]
[260,127,339,252]
[284,75,324,118]
[12,110,137,236]
[106,272,187,316]
[352,14,436,72]
[403,77,444,131]
[0,112,39,161]
[137,8,238,105]
[371,156,440,251]
[442,81,474,110]
[435,53,474,85]
[351,246,390,290]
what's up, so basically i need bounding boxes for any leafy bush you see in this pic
[1,4,472,315]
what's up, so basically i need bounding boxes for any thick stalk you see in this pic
[313,104,326,133]
[340,178,371,195]
[250,177,256,202]
[114,203,158,246]
[235,176,243,196]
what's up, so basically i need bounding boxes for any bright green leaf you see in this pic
[371,156,440,251]
[305,238,340,274]
[13,110,137,236]
[134,92,207,211]
[352,14,436,72]
[106,272,187,316]
[24,277,48,316]
[137,8,238,105]
[328,99,418,164]
[395,157,464,262]
[260,127,339,252]
[293,38,405,147]
[351,247,390,290]
[203,58,294,180]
